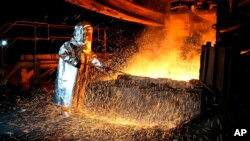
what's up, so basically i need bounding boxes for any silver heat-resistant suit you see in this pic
[54,21,104,108]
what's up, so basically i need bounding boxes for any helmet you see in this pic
[73,21,93,54]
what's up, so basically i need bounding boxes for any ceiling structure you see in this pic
[65,0,169,27]
[65,0,219,27]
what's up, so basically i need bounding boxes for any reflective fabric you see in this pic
[73,25,84,43]
[91,57,104,69]
[55,21,104,108]
[54,42,79,107]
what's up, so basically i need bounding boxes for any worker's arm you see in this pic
[91,56,104,71]
[58,42,80,68]
[90,55,112,72]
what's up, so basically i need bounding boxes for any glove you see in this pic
[75,62,81,68]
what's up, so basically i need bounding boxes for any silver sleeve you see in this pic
[91,57,104,69]
[58,42,79,67]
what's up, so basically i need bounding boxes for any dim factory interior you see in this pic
[0,0,249,140]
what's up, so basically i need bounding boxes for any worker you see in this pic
[54,21,108,115]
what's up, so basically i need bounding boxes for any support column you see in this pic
[21,68,34,90]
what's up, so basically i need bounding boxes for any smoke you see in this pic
[122,12,216,81]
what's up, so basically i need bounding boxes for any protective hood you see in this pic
[72,21,93,54]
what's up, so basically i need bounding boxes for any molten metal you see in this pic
[123,13,216,81]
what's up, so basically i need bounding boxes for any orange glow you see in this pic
[83,41,92,54]
[123,13,216,81]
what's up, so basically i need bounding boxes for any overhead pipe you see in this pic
[97,0,166,24]
[65,0,165,26]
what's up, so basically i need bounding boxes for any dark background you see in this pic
[0,0,144,66]
[0,0,143,29]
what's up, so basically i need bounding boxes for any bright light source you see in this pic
[1,39,8,47]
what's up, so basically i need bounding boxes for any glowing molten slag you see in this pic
[124,50,200,81]
[123,13,216,81]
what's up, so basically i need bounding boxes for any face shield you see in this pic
[73,25,84,43]
[73,22,93,54]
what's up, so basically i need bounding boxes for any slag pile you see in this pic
[86,74,202,129]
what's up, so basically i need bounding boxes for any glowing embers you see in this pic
[8,76,201,140]
[86,75,202,130]
[122,12,216,81]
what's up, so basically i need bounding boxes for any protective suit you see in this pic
[54,21,104,108]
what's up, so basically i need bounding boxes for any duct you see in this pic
[65,0,165,26]
[97,0,165,24]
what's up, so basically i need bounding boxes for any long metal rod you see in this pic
[0,21,74,37]
[34,26,37,82]
[103,29,107,58]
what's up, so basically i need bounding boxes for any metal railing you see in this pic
[0,21,74,68]
[0,21,74,83]
[0,20,125,85]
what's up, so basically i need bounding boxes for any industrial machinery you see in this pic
[0,0,249,140]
